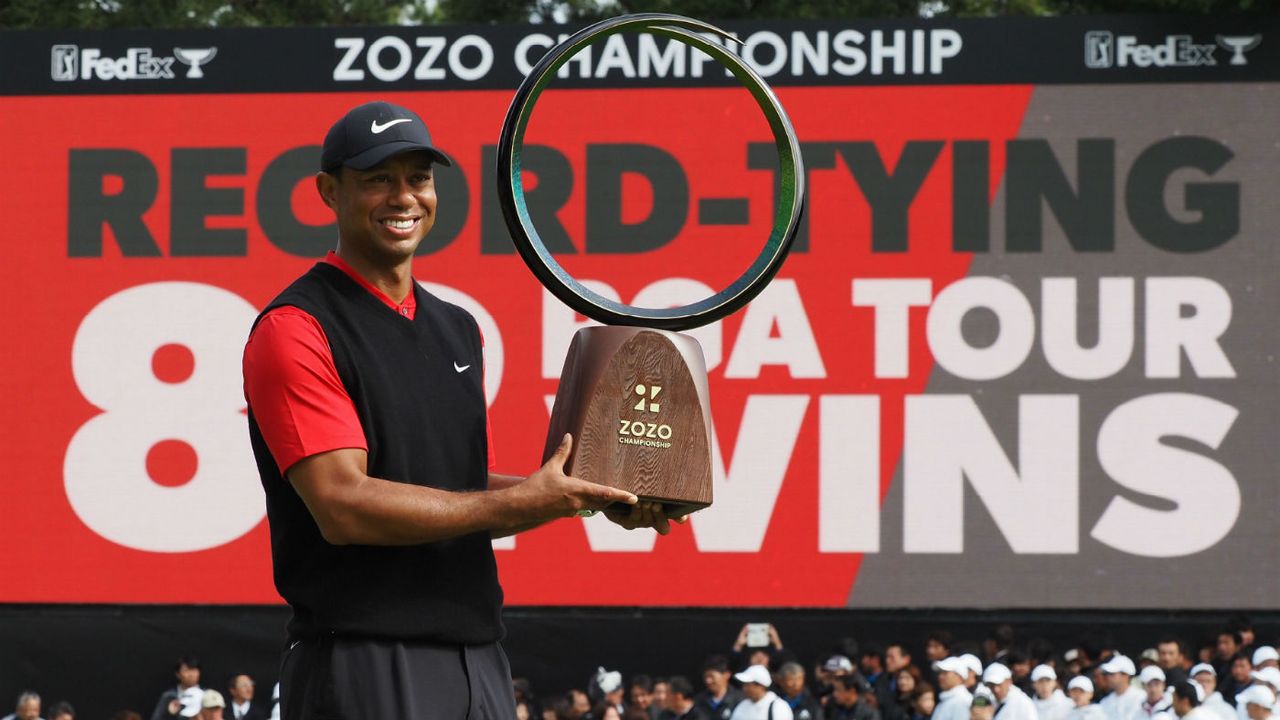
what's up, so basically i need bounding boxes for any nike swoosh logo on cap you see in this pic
[370,118,411,134]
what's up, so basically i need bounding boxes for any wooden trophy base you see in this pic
[543,326,713,518]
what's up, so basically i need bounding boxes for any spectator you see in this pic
[890,667,927,720]
[225,675,264,720]
[1222,653,1253,706]
[1139,651,1160,672]
[515,699,533,720]
[566,689,592,720]
[960,656,985,692]
[862,647,886,690]
[594,703,622,720]
[198,691,224,720]
[879,645,915,720]
[1098,656,1143,720]
[982,663,1036,720]
[927,635,956,667]
[698,656,745,720]
[664,676,709,720]
[1007,654,1034,696]
[909,684,937,720]
[1215,634,1243,679]
[734,624,785,670]
[826,674,877,720]
[1225,618,1255,653]
[1189,664,1234,720]
[593,667,626,716]
[987,626,1016,665]
[1169,680,1209,720]
[46,703,72,720]
[777,662,824,720]
[631,675,660,720]
[1133,666,1171,720]
[151,655,203,720]
[1251,649,1278,672]
[1,692,42,720]
[1065,678,1106,720]
[653,680,672,716]
[1029,666,1072,720]
[1235,686,1273,720]
[1158,638,1192,686]
[933,658,974,720]
[972,687,998,720]
[729,665,792,720]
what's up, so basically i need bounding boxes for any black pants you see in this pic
[279,635,516,719]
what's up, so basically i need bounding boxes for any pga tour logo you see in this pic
[51,45,218,81]
[1085,30,1262,68]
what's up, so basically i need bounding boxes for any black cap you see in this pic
[320,101,452,173]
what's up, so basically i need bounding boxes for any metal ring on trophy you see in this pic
[496,13,806,331]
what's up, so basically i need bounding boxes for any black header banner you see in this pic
[2,14,1276,95]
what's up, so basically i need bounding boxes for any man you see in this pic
[1252,649,1279,672]
[1030,665,1073,720]
[730,665,793,720]
[934,658,975,720]
[1236,686,1274,720]
[664,677,710,720]
[698,656,745,720]
[1066,678,1106,720]
[632,675,660,720]
[878,644,914,720]
[776,663,824,720]
[1216,635,1244,679]
[983,663,1037,720]
[925,633,956,688]
[825,674,879,720]
[1098,656,1144,720]
[198,692,225,720]
[1166,680,1208,720]
[654,679,673,716]
[1,693,42,720]
[961,656,986,692]
[225,675,264,720]
[1189,664,1234,720]
[1158,640,1192,686]
[1133,666,1171,720]
[243,101,670,719]
[151,657,203,720]
[1223,654,1254,710]
[862,647,886,690]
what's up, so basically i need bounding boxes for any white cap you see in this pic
[961,654,984,678]
[201,690,226,710]
[1032,665,1058,682]
[1251,667,1280,689]
[595,667,623,694]
[178,687,203,718]
[1190,664,1217,678]
[983,664,1013,685]
[1139,666,1167,685]
[1237,685,1276,710]
[1185,680,1206,702]
[735,664,772,688]
[1101,655,1137,676]
[1068,677,1094,694]
[1064,649,1080,663]
[825,655,855,674]
[935,657,970,677]
[1254,647,1280,666]
[973,685,997,705]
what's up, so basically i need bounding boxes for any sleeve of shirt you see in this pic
[242,306,368,475]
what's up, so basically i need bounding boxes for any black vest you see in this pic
[247,262,503,644]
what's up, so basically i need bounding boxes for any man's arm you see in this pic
[287,433,638,545]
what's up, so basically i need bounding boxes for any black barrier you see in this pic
[1,605,1278,718]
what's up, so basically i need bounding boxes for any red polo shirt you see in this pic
[244,251,495,475]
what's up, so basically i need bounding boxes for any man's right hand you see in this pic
[508,433,638,521]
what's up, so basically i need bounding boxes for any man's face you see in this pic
[1034,678,1056,700]
[652,682,670,709]
[1231,658,1253,683]
[1158,643,1184,670]
[571,690,590,715]
[630,685,652,709]
[1217,635,1239,660]
[886,646,910,674]
[1194,672,1216,694]
[1069,688,1093,708]
[317,151,438,267]
[15,699,39,720]
[926,640,948,662]
[743,683,768,702]
[178,663,200,689]
[198,709,223,720]
[1146,680,1166,703]
[988,680,1012,702]
[833,683,859,708]
[780,671,806,697]
[1106,673,1129,692]
[704,669,729,695]
[230,675,254,703]
[937,670,962,692]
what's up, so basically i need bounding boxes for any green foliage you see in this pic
[0,0,1265,29]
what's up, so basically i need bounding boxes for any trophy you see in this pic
[496,14,805,518]
[172,47,218,78]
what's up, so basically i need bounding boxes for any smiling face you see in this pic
[316,150,437,269]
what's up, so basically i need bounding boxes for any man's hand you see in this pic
[603,501,687,536]
[506,434,639,522]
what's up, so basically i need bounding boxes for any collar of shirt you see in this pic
[323,251,417,319]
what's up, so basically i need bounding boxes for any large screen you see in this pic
[1,15,1276,607]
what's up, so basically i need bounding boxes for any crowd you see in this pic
[512,619,1280,720]
[6,619,1278,720]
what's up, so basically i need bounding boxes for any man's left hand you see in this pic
[603,500,686,535]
